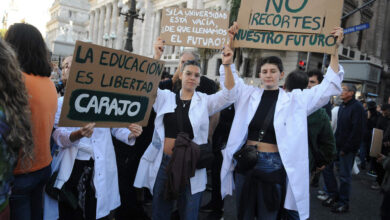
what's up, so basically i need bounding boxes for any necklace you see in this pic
[181,99,191,108]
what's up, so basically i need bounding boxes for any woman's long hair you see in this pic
[0,39,34,164]
[4,23,51,77]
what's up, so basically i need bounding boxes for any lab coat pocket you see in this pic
[143,145,160,162]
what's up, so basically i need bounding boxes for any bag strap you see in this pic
[176,93,184,132]
[257,99,277,142]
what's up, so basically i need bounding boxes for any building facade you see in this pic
[87,0,389,101]
[46,0,90,57]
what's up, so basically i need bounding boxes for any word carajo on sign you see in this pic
[68,89,148,123]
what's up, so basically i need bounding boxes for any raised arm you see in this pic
[329,27,344,73]
[301,27,345,115]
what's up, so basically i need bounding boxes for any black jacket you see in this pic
[335,98,366,153]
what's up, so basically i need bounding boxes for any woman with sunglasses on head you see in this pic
[134,36,236,220]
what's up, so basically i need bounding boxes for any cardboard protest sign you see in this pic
[234,0,343,54]
[58,41,164,127]
[370,128,383,157]
[160,7,229,49]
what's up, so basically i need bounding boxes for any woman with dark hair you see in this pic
[134,37,236,220]
[0,38,34,220]
[219,23,344,220]
[5,23,58,220]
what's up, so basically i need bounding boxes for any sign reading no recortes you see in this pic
[160,7,230,49]
[235,0,343,54]
[58,41,164,127]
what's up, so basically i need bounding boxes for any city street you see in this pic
[197,169,383,220]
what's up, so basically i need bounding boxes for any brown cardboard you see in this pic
[58,41,164,127]
[160,7,229,49]
[370,128,383,157]
[234,0,343,54]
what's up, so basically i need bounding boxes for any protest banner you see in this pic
[160,7,229,49]
[370,128,383,157]
[233,0,343,54]
[58,41,164,127]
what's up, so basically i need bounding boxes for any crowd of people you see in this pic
[0,21,389,220]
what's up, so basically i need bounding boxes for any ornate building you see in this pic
[46,0,90,57]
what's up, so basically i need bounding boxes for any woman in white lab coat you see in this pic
[134,38,236,220]
[219,24,344,220]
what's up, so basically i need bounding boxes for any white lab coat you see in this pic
[219,64,344,220]
[134,86,236,195]
[44,97,135,219]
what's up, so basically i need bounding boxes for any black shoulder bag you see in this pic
[234,99,277,173]
[175,94,214,169]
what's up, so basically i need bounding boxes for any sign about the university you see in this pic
[58,41,164,127]
[234,0,343,54]
[160,7,230,49]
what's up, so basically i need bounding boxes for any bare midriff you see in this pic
[246,140,279,152]
[163,138,176,155]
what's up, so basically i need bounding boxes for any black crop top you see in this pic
[163,98,194,139]
[247,90,279,144]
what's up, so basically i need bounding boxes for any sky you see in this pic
[1,0,53,37]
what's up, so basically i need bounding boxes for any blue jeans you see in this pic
[10,165,51,220]
[152,154,202,220]
[235,152,284,220]
[359,142,368,167]
[322,152,355,205]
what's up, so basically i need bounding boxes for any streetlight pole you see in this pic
[119,0,145,52]
[125,0,136,52]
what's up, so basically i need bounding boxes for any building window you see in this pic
[243,58,253,77]
[69,10,72,18]
[349,50,355,58]
[216,59,222,76]
[255,58,262,78]
[202,60,208,75]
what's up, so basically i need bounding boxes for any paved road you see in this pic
[198,170,383,220]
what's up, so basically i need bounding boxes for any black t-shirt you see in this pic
[163,98,194,139]
[247,90,279,144]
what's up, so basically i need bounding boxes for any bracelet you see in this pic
[222,63,231,66]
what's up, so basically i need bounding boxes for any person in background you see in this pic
[322,83,365,213]
[283,70,336,219]
[377,150,390,220]
[0,38,34,220]
[371,104,390,190]
[362,101,379,171]
[306,69,336,188]
[55,56,72,97]
[5,23,58,220]
[161,71,172,81]
[307,70,332,119]
[200,103,235,218]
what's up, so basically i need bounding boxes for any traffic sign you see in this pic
[344,23,370,34]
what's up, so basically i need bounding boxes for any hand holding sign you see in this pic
[70,123,96,142]
[153,37,165,60]
[377,153,386,163]
[222,45,234,65]
[128,123,143,139]
[331,27,344,47]
[228,22,239,48]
